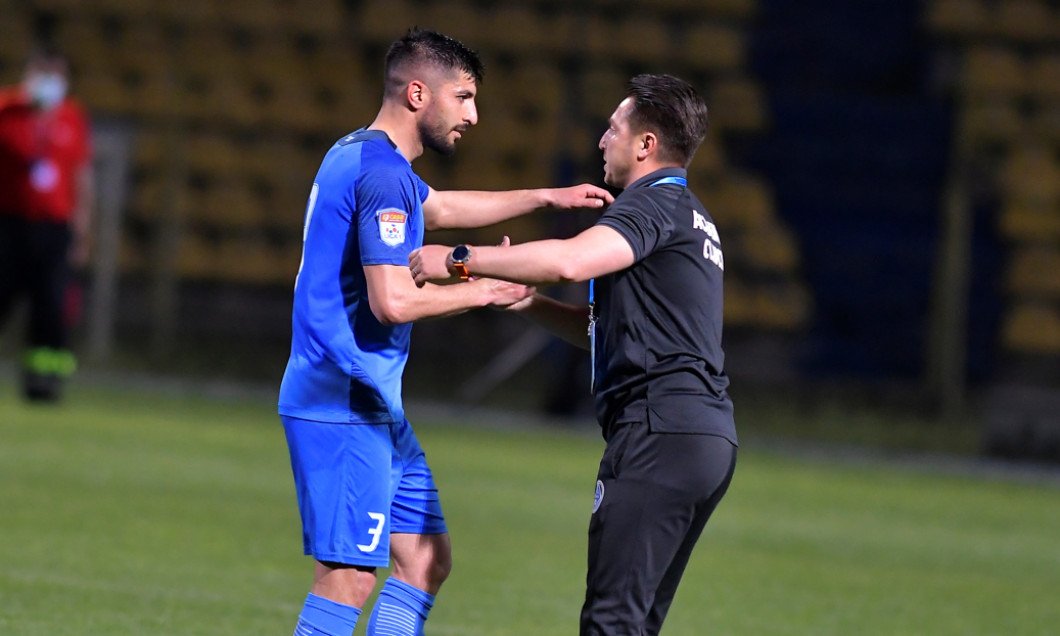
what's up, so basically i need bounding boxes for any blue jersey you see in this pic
[279,129,429,424]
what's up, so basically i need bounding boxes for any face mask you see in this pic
[25,73,68,110]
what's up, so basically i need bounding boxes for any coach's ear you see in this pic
[407,80,429,111]
[637,132,658,160]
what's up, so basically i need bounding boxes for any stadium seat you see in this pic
[961,47,1026,97]
[710,76,769,132]
[959,96,1026,147]
[684,21,746,73]
[999,200,1060,241]
[483,4,551,54]
[357,0,417,44]
[1026,102,1060,145]
[419,0,487,45]
[1000,145,1060,205]
[1003,303,1060,354]
[702,173,775,230]
[186,132,242,177]
[1027,54,1060,101]
[994,0,1057,44]
[925,0,991,39]
[742,226,802,272]
[1007,246,1060,297]
[616,14,674,64]
[0,17,33,70]
[580,66,629,120]
[282,0,347,38]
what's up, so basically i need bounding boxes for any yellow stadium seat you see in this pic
[994,0,1057,44]
[684,22,746,73]
[0,17,33,67]
[958,96,1026,147]
[1027,54,1060,101]
[925,0,991,38]
[283,0,347,38]
[482,4,550,54]
[743,226,802,272]
[1003,303,1060,354]
[961,46,1026,97]
[419,0,487,44]
[1007,246,1060,297]
[1026,102,1060,144]
[710,76,769,132]
[581,66,628,120]
[999,200,1060,241]
[1000,145,1060,205]
[189,180,264,230]
[702,173,775,230]
[186,132,242,176]
[688,134,727,178]
[358,0,417,44]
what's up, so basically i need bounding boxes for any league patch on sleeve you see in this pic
[377,209,408,246]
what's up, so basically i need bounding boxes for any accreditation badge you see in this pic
[378,209,407,247]
[30,159,59,192]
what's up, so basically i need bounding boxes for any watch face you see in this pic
[452,244,471,262]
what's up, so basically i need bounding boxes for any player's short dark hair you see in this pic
[384,28,484,96]
[624,74,709,167]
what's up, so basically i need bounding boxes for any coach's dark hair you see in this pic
[384,28,484,96]
[624,74,709,167]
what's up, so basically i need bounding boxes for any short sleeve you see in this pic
[355,161,423,266]
[595,194,666,262]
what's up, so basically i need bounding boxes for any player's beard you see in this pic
[419,110,460,156]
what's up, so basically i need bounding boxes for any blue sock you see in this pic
[366,578,435,636]
[293,593,361,636]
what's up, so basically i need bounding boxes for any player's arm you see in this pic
[505,293,591,350]
[364,263,533,326]
[421,184,614,230]
[410,225,636,287]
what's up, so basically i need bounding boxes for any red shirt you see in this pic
[0,87,91,223]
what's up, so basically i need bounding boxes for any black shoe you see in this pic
[22,372,63,403]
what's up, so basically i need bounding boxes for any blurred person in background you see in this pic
[278,29,613,636]
[410,74,737,636]
[0,44,92,403]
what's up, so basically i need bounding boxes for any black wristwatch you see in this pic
[450,244,472,280]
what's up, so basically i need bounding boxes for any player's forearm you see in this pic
[425,189,550,230]
[372,279,494,325]
[510,294,590,350]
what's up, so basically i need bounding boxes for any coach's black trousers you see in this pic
[580,422,737,636]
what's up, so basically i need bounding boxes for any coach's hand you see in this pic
[409,244,455,287]
[546,184,614,210]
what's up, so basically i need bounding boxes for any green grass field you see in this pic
[1,381,1058,635]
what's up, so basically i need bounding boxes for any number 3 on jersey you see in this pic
[356,512,386,552]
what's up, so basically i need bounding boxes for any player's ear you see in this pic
[407,80,429,111]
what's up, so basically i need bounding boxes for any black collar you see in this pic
[625,167,688,191]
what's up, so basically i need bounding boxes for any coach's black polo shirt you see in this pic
[592,167,736,445]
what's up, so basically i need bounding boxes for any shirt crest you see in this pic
[377,209,407,247]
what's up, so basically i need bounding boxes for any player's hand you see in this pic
[409,244,455,287]
[482,279,536,309]
[547,184,614,210]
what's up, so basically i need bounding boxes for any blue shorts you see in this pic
[282,416,447,567]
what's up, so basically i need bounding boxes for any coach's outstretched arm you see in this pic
[409,226,635,286]
[422,184,613,230]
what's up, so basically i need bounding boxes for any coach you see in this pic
[410,73,738,635]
